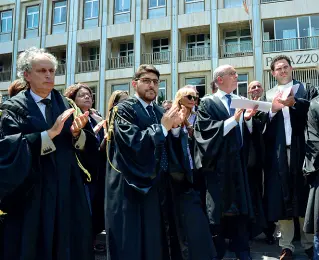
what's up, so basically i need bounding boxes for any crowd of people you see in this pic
[0,47,319,260]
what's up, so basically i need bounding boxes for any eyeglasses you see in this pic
[138,78,160,86]
[184,95,198,101]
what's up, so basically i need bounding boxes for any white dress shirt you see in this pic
[135,94,168,136]
[269,81,299,146]
[213,89,252,138]
[30,90,86,155]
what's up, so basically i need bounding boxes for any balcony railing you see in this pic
[261,0,292,3]
[179,46,211,62]
[263,36,319,53]
[108,56,134,70]
[142,51,171,65]
[220,42,253,58]
[0,70,11,82]
[77,59,100,73]
[55,63,66,76]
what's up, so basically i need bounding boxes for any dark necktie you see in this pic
[41,98,54,128]
[225,94,242,147]
[146,105,168,172]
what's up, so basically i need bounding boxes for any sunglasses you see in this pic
[184,95,198,101]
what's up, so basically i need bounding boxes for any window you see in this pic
[185,77,205,98]
[185,0,204,14]
[89,47,100,60]
[224,0,242,8]
[183,34,210,61]
[26,5,39,38]
[0,10,12,42]
[52,1,67,34]
[152,38,169,63]
[263,15,319,52]
[112,83,130,93]
[114,0,130,24]
[223,29,252,55]
[90,86,97,108]
[84,0,99,28]
[148,0,166,19]
[119,43,134,66]
[236,74,248,97]
[157,80,166,105]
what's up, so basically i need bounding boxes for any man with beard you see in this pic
[0,47,97,259]
[105,64,217,260]
[194,65,257,260]
[263,55,317,260]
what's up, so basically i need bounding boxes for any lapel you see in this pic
[211,94,230,119]
[293,80,306,99]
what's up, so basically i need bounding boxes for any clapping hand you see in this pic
[271,92,285,113]
[278,90,296,107]
[70,111,89,137]
[244,105,258,121]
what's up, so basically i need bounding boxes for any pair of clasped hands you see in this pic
[47,108,89,140]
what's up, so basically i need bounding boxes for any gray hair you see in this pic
[17,47,58,84]
[212,65,233,83]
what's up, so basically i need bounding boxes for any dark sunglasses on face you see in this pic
[185,95,198,101]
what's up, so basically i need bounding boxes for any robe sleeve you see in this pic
[111,102,166,191]
[304,98,319,184]
[0,110,41,212]
[193,99,224,170]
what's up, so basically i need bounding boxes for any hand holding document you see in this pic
[280,84,299,100]
[230,98,272,113]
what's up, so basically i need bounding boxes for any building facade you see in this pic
[0,0,318,115]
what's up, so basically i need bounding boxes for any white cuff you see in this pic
[161,124,168,137]
[74,129,86,150]
[171,127,181,138]
[41,131,56,155]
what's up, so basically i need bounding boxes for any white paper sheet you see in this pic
[230,99,272,113]
[280,84,300,100]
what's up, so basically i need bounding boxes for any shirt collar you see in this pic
[215,89,235,99]
[30,89,51,103]
[134,94,153,110]
[277,80,293,91]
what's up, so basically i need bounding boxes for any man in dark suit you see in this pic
[194,64,257,260]
[105,64,217,260]
[0,47,97,259]
[263,55,317,260]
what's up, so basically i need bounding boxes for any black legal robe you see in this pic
[105,96,216,260]
[0,89,97,260]
[194,95,254,226]
[263,80,318,222]
[303,96,319,234]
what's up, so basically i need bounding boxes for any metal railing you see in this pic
[261,0,292,3]
[179,46,211,62]
[55,63,66,76]
[108,56,134,69]
[142,51,171,65]
[0,70,11,82]
[77,59,100,73]
[263,36,319,53]
[220,42,253,58]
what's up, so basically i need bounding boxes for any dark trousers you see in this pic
[211,215,250,260]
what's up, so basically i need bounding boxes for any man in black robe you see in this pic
[194,64,256,260]
[105,64,216,260]
[263,55,317,260]
[0,47,97,260]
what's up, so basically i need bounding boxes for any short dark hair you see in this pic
[64,83,93,101]
[270,55,292,71]
[133,64,160,80]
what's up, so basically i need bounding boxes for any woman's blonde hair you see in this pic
[106,90,129,120]
[173,86,197,107]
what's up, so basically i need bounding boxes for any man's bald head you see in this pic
[212,65,238,94]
